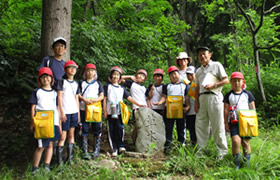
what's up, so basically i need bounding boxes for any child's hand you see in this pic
[90,99,98,104]
[153,102,160,106]
[225,123,230,132]
[138,104,147,107]
[151,85,155,91]
[30,122,35,133]
[104,112,107,119]
[60,114,67,122]
[85,99,92,105]
[183,106,189,113]
[59,126,62,135]
[131,76,137,82]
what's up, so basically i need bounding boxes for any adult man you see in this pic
[194,46,228,159]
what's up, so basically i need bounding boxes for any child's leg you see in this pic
[242,138,251,167]
[92,121,102,158]
[176,118,186,145]
[58,131,67,146]
[116,115,125,149]
[68,127,75,144]
[164,119,175,150]
[107,116,117,153]
[81,110,91,159]
[187,115,197,145]
[33,147,45,168]
[44,141,53,164]
[231,135,242,170]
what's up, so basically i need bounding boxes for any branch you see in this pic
[264,3,280,14]
[234,0,256,32]
[257,41,280,50]
[255,0,265,34]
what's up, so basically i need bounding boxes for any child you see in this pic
[103,66,146,157]
[29,67,61,174]
[185,66,197,145]
[121,69,149,142]
[154,66,190,151]
[79,63,104,159]
[224,72,256,170]
[39,37,67,87]
[56,60,80,164]
[146,69,165,115]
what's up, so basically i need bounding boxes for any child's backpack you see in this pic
[45,56,54,68]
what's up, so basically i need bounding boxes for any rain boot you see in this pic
[93,136,101,159]
[82,136,92,160]
[67,143,74,164]
[233,153,241,171]
[57,146,64,166]
[243,153,251,168]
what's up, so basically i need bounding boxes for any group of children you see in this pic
[29,37,256,174]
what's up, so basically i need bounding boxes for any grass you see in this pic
[1,126,280,179]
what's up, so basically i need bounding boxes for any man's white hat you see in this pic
[52,36,67,47]
[186,66,196,74]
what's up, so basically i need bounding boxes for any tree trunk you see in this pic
[253,34,267,103]
[41,0,72,61]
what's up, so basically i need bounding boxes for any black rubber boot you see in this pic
[233,153,241,171]
[243,153,251,168]
[57,146,64,166]
[82,136,92,160]
[67,143,74,164]
[93,136,101,159]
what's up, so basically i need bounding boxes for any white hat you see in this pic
[175,52,192,65]
[186,66,196,74]
[52,36,67,47]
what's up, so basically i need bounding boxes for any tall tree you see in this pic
[41,0,72,61]
[234,0,280,104]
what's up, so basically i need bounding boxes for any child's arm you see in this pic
[103,97,108,119]
[78,94,91,105]
[127,96,146,107]
[121,75,136,83]
[183,96,190,112]
[75,94,80,123]
[153,94,166,106]
[250,101,256,110]
[146,96,152,109]
[224,103,230,132]
[57,90,67,122]
[30,104,36,132]
[148,85,155,99]
[57,105,62,135]
[90,92,104,104]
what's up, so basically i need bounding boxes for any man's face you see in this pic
[197,50,211,67]
[53,42,66,56]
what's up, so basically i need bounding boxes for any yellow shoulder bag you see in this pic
[166,96,183,119]
[120,101,131,125]
[188,82,197,100]
[85,101,102,122]
[238,109,258,137]
[34,110,55,139]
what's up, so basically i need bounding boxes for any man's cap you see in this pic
[110,66,123,74]
[186,66,196,74]
[64,60,78,69]
[196,46,210,53]
[37,67,54,86]
[175,52,192,66]
[52,36,67,47]
[85,63,96,70]
[153,69,164,77]
[168,66,179,74]
[230,72,244,80]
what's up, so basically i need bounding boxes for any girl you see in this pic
[79,63,104,159]
[29,67,61,174]
[57,60,80,164]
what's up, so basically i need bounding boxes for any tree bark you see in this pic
[41,0,72,61]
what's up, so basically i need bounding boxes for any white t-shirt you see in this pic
[146,84,165,110]
[163,82,189,104]
[125,80,147,109]
[57,78,79,114]
[79,80,104,111]
[29,88,59,126]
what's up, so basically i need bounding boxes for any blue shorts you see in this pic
[37,126,60,148]
[229,123,251,139]
[62,113,79,131]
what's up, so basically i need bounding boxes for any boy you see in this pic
[56,60,80,165]
[29,67,61,174]
[146,69,165,115]
[224,72,256,170]
[39,37,67,87]
[121,69,149,142]
[185,66,197,145]
[79,63,104,159]
[154,66,190,151]
[104,66,146,157]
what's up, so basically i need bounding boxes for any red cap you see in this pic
[153,69,164,76]
[64,60,78,69]
[110,66,123,74]
[231,72,244,80]
[168,66,179,74]
[37,67,54,87]
[137,69,148,79]
[85,63,96,70]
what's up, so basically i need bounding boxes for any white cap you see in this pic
[52,37,67,47]
[186,66,195,74]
